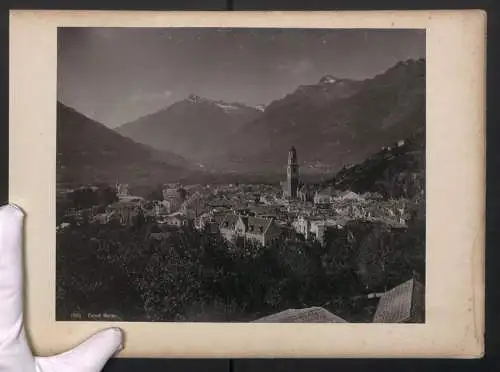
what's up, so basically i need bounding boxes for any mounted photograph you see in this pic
[10,10,485,358]
[56,27,426,324]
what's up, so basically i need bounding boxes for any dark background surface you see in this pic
[0,1,498,371]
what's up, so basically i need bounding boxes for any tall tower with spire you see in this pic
[287,146,299,199]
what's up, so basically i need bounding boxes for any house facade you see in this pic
[162,184,187,214]
[293,215,345,245]
[219,214,280,246]
[164,213,191,228]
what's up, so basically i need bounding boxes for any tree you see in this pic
[68,187,97,210]
[97,185,118,206]
[146,183,164,201]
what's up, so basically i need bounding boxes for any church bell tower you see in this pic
[287,146,299,199]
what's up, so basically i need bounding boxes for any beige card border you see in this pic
[9,10,485,358]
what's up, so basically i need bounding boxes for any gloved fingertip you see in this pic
[0,203,25,220]
[102,327,125,353]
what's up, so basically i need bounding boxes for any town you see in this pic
[56,146,424,324]
[59,147,410,247]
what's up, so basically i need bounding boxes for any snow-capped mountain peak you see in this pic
[185,95,263,115]
[319,75,339,84]
[214,102,241,112]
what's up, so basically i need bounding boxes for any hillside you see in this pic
[115,95,262,166]
[221,58,425,174]
[56,102,192,188]
[331,127,425,200]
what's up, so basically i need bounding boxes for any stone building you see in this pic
[286,146,299,199]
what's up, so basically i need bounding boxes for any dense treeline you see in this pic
[56,197,424,322]
[57,186,118,224]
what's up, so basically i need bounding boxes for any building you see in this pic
[313,187,335,205]
[332,190,363,202]
[310,220,337,245]
[105,202,141,226]
[195,212,211,230]
[92,211,117,224]
[162,184,187,214]
[297,184,314,202]
[146,224,173,240]
[259,194,276,205]
[162,184,185,213]
[292,215,312,239]
[152,200,168,216]
[253,307,347,323]
[293,215,346,244]
[313,223,332,245]
[373,278,425,323]
[163,212,191,228]
[180,191,207,218]
[163,198,182,214]
[115,182,130,197]
[286,146,299,199]
[219,214,241,242]
[162,183,186,200]
[219,214,281,246]
[117,195,146,206]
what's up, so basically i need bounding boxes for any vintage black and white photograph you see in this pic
[55,27,426,324]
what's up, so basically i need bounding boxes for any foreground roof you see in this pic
[253,307,347,323]
[373,278,424,323]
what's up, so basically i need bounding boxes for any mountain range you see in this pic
[115,58,425,175]
[116,94,262,165]
[58,58,426,189]
[220,58,425,173]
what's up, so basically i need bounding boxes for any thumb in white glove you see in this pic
[0,204,125,372]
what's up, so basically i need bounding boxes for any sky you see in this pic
[57,27,425,128]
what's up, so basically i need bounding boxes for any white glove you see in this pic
[0,204,125,372]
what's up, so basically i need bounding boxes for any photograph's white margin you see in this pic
[9,10,485,358]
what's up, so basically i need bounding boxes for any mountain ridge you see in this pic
[219,58,425,173]
[112,58,425,177]
[56,101,194,188]
[115,95,262,165]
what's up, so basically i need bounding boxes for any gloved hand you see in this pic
[0,204,125,371]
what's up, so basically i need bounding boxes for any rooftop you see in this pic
[253,307,347,323]
[241,216,273,234]
[373,278,424,323]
